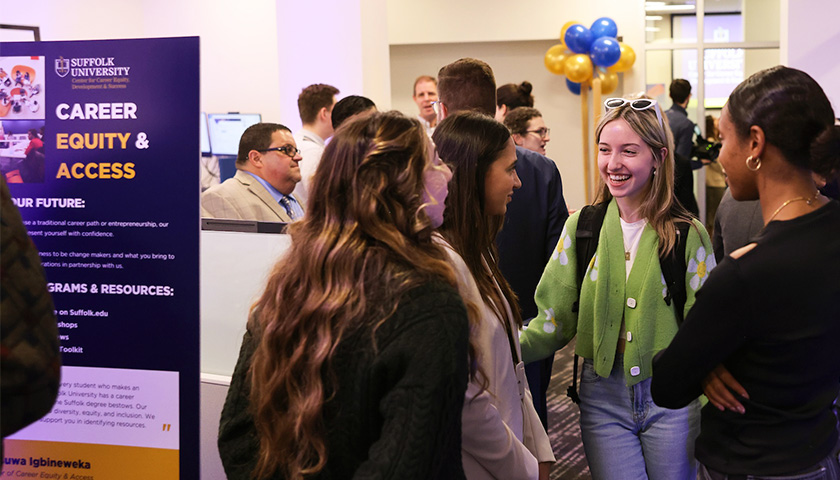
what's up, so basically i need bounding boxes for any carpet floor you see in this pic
[546,339,592,479]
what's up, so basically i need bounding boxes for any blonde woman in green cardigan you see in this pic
[519,97,715,480]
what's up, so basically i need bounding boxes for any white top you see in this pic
[417,114,435,137]
[292,128,325,206]
[620,217,647,280]
[434,235,554,480]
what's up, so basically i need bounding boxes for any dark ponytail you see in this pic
[496,81,534,109]
[810,124,840,180]
[727,66,835,171]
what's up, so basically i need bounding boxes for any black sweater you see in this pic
[652,200,840,476]
[218,280,469,479]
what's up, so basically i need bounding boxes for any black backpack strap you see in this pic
[567,202,608,405]
[567,354,581,405]
[573,202,608,312]
[660,221,690,325]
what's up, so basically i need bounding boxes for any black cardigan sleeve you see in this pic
[651,258,751,408]
[217,330,260,480]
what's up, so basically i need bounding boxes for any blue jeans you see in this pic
[578,357,700,480]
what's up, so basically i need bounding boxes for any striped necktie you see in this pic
[279,196,296,220]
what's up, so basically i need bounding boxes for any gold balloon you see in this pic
[544,44,570,75]
[564,54,593,84]
[597,70,619,94]
[607,42,636,73]
[560,20,578,43]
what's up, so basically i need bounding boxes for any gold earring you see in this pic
[746,155,761,171]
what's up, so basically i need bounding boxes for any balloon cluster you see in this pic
[544,18,636,95]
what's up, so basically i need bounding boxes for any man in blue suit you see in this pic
[497,118,568,430]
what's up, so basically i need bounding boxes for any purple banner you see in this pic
[1,37,199,479]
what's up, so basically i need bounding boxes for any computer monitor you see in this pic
[207,113,262,156]
[200,112,211,156]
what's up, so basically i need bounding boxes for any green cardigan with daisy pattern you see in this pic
[519,199,715,386]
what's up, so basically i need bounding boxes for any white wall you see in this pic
[387,0,645,47]
[745,0,781,43]
[362,0,394,110]
[0,0,145,39]
[0,0,391,129]
[785,0,840,111]
[1,0,286,122]
[275,0,391,126]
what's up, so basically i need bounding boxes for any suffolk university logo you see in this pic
[52,56,131,78]
[55,56,70,78]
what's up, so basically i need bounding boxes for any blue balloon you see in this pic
[590,17,618,39]
[566,78,582,95]
[564,24,593,54]
[590,37,621,67]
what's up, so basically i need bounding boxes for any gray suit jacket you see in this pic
[200,170,302,222]
[712,188,762,262]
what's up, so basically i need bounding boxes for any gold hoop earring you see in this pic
[746,155,761,171]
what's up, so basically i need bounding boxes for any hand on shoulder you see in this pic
[729,243,757,259]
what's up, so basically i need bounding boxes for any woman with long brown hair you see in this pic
[433,111,555,480]
[218,111,470,479]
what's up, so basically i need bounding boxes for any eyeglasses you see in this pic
[259,145,301,158]
[525,127,550,139]
[604,97,664,128]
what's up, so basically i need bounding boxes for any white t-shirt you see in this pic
[292,128,325,206]
[417,114,435,137]
[620,217,647,280]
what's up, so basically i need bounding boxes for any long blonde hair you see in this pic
[248,112,459,480]
[595,96,695,255]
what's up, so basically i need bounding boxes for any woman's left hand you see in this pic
[702,364,749,414]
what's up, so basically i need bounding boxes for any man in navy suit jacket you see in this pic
[498,146,568,324]
[497,146,568,428]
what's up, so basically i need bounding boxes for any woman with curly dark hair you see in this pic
[218,111,471,480]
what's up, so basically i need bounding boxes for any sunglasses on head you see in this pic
[604,97,664,128]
